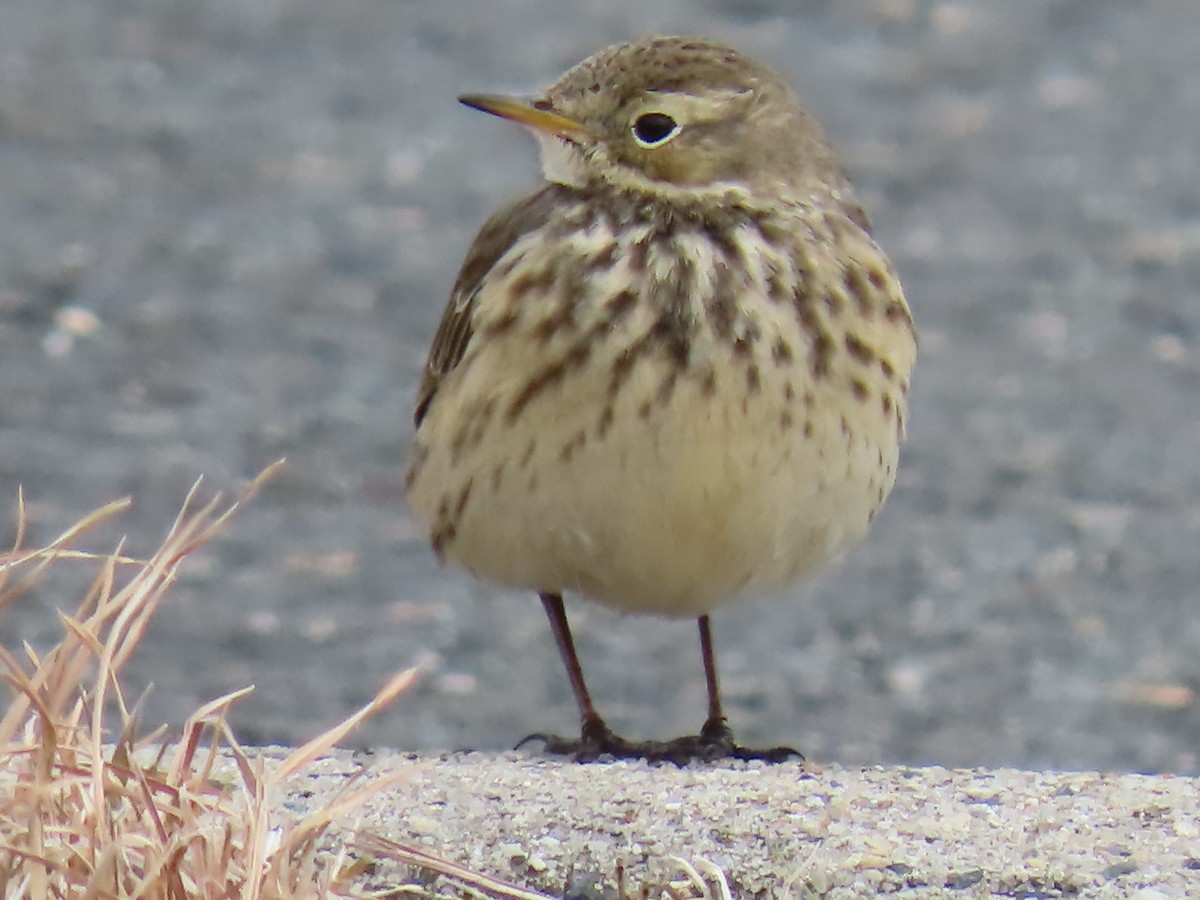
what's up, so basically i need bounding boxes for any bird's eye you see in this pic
[632,112,680,147]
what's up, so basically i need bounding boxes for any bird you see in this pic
[405,35,916,763]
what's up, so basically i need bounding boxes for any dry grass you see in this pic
[0,464,415,898]
[356,835,734,900]
[0,467,737,900]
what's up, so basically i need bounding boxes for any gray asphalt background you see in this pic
[2,1,1198,774]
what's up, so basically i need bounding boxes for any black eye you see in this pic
[632,112,679,146]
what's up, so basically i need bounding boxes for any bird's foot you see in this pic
[518,716,803,765]
[517,716,645,762]
[686,716,804,764]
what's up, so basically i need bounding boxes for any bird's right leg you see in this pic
[517,592,637,761]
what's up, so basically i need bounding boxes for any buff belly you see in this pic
[406,336,901,619]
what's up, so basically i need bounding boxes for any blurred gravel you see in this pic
[2,1,1199,773]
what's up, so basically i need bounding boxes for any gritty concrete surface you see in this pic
[260,750,1200,898]
[3,1,1200,773]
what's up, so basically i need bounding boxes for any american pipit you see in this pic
[406,36,916,763]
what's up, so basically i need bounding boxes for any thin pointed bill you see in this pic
[458,93,589,139]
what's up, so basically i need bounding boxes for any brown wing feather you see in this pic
[414,183,567,427]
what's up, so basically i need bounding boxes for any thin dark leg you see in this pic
[515,593,631,759]
[539,592,601,729]
[698,615,734,746]
[693,614,804,763]
[698,615,725,728]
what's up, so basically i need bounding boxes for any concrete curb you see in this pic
[263,750,1200,898]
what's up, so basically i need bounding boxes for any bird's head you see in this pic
[459,36,847,204]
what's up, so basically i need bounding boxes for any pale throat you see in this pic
[536,134,589,187]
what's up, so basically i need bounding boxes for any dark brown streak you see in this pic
[810,332,835,379]
[585,244,618,274]
[842,267,876,315]
[844,333,876,366]
[507,266,557,304]
[604,289,638,323]
[531,301,575,343]
[648,279,693,368]
[745,363,762,394]
[705,261,737,342]
[506,342,592,422]
[772,336,794,365]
